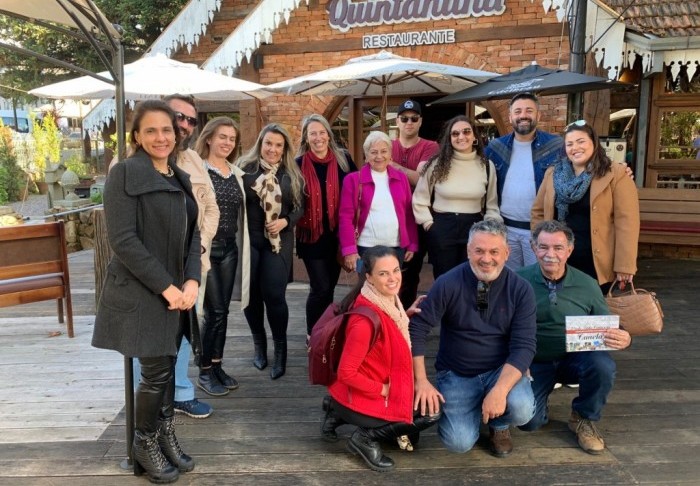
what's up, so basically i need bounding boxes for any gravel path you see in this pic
[9,194,50,218]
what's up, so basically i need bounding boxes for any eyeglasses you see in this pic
[546,280,558,305]
[451,127,473,138]
[399,115,420,123]
[476,281,489,312]
[565,119,586,130]
[175,112,198,127]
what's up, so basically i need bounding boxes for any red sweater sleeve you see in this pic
[336,315,383,396]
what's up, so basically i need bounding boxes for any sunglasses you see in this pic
[476,281,489,312]
[565,119,586,130]
[546,280,558,305]
[175,112,198,127]
[451,127,473,138]
[399,115,420,123]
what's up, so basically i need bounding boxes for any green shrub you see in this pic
[0,126,24,203]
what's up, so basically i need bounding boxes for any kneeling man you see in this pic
[410,220,537,457]
[517,220,631,454]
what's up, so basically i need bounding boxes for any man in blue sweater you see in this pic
[484,93,563,270]
[410,220,537,457]
[517,220,631,454]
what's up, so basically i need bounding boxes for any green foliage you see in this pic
[0,0,189,102]
[63,154,92,178]
[0,125,26,204]
[659,111,700,159]
[90,191,103,204]
[30,115,61,179]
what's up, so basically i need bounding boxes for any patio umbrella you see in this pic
[431,62,628,105]
[266,50,496,130]
[29,53,271,101]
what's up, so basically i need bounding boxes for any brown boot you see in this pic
[488,427,513,457]
[568,411,605,454]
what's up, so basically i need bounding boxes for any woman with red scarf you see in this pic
[296,114,356,342]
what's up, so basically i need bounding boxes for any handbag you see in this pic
[605,282,664,336]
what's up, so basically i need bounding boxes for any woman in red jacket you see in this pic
[323,245,440,472]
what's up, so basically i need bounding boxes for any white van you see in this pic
[0,109,32,134]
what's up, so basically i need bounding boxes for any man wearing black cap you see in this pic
[390,99,438,308]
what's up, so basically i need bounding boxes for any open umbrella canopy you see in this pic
[431,63,628,105]
[267,50,496,97]
[29,54,271,101]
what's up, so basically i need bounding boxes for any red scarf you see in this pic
[298,150,339,243]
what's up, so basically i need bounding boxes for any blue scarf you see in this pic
[553,160,592,221]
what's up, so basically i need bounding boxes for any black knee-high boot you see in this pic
[270,340,287,380]
[133,357,179,484]
[158,365,194,473]
[321,395,345,442]
[252,333,268,370]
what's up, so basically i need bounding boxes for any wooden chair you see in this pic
[0,221,74,337]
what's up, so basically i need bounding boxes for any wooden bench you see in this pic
[0,221,74,337]
[638,188,700,246]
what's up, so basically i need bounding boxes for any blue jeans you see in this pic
[519,351,616,431]
[436,366,535,453]
[504,226,537,271]
[133,338,194,402]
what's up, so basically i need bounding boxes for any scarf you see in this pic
[251,159,283,253]
[360,280,411,348]
[553,160,593,221]
[297,150,340,243]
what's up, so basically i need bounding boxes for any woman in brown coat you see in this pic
[531,120,639,289]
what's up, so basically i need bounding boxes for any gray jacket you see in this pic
[93,149,201,358]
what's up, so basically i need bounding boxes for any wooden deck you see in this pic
[1,250,699,485]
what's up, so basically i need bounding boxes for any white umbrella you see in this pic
[267,50,496,130]
[29,53,271,101]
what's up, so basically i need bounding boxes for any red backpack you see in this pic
[308,303,381,386]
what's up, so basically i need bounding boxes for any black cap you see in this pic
[397,99,421,116]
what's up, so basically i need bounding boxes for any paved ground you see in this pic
[8,193,49,219]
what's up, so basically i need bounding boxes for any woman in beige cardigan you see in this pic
[531,121,639,290]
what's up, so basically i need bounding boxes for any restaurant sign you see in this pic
[328,0,506,33]
[362,28,455,48]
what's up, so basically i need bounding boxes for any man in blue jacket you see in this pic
[409,220,537,458]
[484,93,562,270]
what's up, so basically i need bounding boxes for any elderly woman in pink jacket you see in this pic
[338,131,418,273]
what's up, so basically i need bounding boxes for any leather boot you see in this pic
[197,368,229,397]
[321,395,345,442]
[346,427,395,472]
[252,334,268,370]
[211,362,239,390]
[368,411,441,446]
[158,417,195,472]
[269,340,287,380]
[133,429,179,483]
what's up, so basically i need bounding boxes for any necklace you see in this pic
[155,165,174,177]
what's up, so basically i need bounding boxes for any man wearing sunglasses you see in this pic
[484,93,563,271]
[390,99,438,309]
[409,220,537,458]
[517,220,630,455]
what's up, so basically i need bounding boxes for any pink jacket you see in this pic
[338,164,418,256]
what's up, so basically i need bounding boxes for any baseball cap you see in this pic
[397,99,422,116]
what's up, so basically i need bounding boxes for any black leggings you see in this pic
[202,238,238,367]
[244,243,292,341]
[302,254,341,335]
[330,397,440,436]
[135,313,186,434]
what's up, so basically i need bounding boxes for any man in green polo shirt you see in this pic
[516,220,631,454]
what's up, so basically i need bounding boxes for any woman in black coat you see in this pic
[238,123,305,380]
[93,100,201,484]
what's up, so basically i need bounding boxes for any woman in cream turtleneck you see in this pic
[412,115,501,278]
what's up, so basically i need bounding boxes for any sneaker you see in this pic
[568,411,605,454]
[553,383,563,390]
[488,427,513,458]
[173,398,213,419]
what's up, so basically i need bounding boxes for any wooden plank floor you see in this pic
[1,250,699,485]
